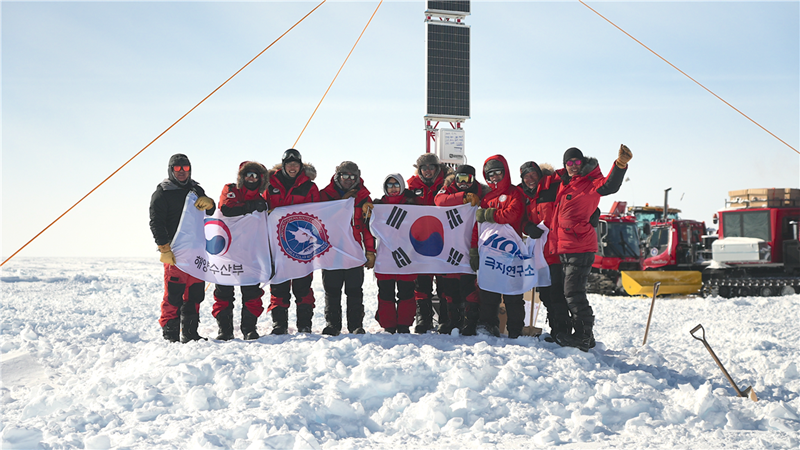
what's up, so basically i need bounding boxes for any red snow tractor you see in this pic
[587,202,643,295]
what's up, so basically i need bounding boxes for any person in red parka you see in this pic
[434,164,485,335]
[474,155,526,337]
[265,149,320,335]
[212,161,269,341]
[407,153,453,333]
[319,161,375,335]
[517,161,572,342]
[551,145,631,351]
[371,173,418,334]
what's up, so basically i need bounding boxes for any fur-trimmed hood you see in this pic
[236,161,269,194]
[442,173,491,197]
[270,162,317,181]
[519,163,554,197]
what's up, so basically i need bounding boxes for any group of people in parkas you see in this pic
[149,144,632,352]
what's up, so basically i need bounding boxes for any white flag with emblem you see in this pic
[477,222,551,294]
[171,192,273,285]
[369,203,477,275]
[268,198,366,284]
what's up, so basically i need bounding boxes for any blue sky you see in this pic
[2,1,798,258]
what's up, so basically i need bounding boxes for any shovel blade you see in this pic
[741,386,758,402]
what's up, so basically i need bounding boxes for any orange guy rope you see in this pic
[293,0,384,148]
[578,0,798,154]
[1,1,327,267]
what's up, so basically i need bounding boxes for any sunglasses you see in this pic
[339,173,357,181]
[385,182,401,189]
[420,164,437,172]
[245,172,259,178]
[455,173,474,184]
[173,165,191,172]
[487,169,504,178]
[566,159,583,167]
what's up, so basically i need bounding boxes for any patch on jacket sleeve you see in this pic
[227,192,236,198]
[499,194,507,202]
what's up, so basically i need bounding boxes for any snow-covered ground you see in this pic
[1,258,798,449]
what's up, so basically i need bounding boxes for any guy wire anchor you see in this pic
[690,324,758,402]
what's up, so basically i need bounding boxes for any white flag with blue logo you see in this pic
[369,203,477,275]
[268,198,367,284]
[477,222,551,294]
[171,192,273,285]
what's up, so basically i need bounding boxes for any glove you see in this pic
[469,248,480,271]
[463,193,480,207]
[616,144,632,168]
[484,208,496,223]
[158,244,176,266]
[476,209,486,223]
[246,198,267,213]
[524,222,544,239]
[365,251,376,269]
[194,196,215,211]
[362,202,374,219]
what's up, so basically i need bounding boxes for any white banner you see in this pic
[370,203,477,275]
[171,192,273,285]
[477,222,551,295]
[268,198,366,284]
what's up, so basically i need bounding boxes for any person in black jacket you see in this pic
[149,153,216,343]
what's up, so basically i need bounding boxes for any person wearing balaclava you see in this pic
[149,153,216,343]
[211,161,269,341]
[550,144,632,352]
[473,155,526,338]
[433,164,486,336]
[264,149,320,335]
[318,161,376,336]
[406,153,454,333]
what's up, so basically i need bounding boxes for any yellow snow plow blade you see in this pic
[621,271,702,297]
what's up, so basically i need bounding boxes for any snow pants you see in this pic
[376,274,416,329]
[159,264,204,327]
[322,267,365,333]
[560,253,595,323]
[212,284,265,318]
[538,263,572,332]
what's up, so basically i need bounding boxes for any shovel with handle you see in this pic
[642,281,661,346]
[690,324,758,402]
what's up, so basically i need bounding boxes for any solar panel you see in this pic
[426,1,470,15]
[426,22,470,119]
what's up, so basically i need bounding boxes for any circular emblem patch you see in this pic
[499,194,507,202]
[277,212,331,263]
[204,218,232,256]
[415,189,424,196]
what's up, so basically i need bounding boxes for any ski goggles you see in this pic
[385,182,401,189]
[566,159,583,167]
[455,173,474,184]
[339,173,358,180]
[487,169,504,178]
[245,172,260,179]
[173,165,191,172]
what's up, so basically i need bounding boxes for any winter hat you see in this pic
[335,161,361,177]
[414,153,440,169]
[483,159,504,174]
[520,161,543,179]
[563,147,585,166]
[455,164,476,177]
[281,148,302,166]
[167,153,191,186]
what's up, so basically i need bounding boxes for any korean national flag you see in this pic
[370,203,477,275]
[171,192,273,285]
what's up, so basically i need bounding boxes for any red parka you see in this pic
[264,163,319,207]
[373,174,416,281]
[407,164,451,206]
[518,165,561,265]
[553,157,626,254]
[320,175,376,253]
[480,155,525,236]
[218,161,269,217]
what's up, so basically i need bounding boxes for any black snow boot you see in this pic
[241,307,260,341]
[461,303,479,337]
[414,299,433,334]
[544,317,573,344]
[396,325,410,334]
[296,304,314,333]
[215,308,235,341]
[270,307,289,335]
[162,318,180,343]
[554,316,594,352]
[180,306,207,343]
[323,295,342,336]
[346,299,365,334]
[437,302,463,335]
